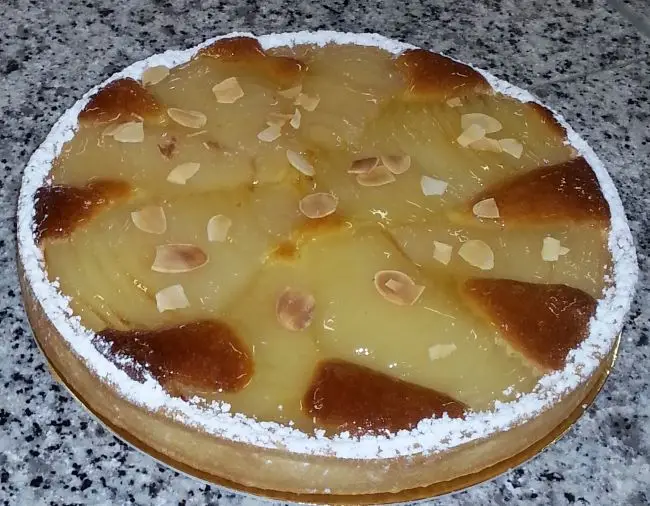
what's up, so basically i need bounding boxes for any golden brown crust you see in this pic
[463,279,597,371]
[34,180,131,243]
[98,320,253,394]
[527,102,568,139]
[78,78,166,125]
[198,36,267,60]
[395,49,492,101]
[304,360,466,434]
[197,36,304,85]
[471,157,610,224]
[19,264,611,496]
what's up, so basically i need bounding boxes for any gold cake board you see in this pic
[31,324,619,505]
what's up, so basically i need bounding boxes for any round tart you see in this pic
[17,32,638,498]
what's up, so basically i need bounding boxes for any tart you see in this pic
[17,32,637,498]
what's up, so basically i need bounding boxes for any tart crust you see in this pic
[19,269,611,495]
[17,32,637,497]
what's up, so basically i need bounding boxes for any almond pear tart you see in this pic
[17,32,637,500]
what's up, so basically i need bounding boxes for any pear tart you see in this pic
[17,33,637,497]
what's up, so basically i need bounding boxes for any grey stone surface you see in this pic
[0,0,648,504]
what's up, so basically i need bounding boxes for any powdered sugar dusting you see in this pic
[17,31,638,460]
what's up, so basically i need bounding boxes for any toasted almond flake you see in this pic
[356,166,396,187]
[286,150,315,176]
[458,240,494,270]
[457,124,486,147]
[446,97,463,108]
[109,121,144,143]
[542,236,565,262]
[290,108,301,129]
[499,138,524,158]
[420,175,448,196]
[278,85,302,99]
[276,288,315,331]
[299,193,338,219]
[131,206,166,234]
[212,77,244,104]
[428,343,458,361]
[472,198,500,219]
[207,215,232,242]
[156,284,190,312]
[374,270,425,306]
[167,108,207,129]
[102,122,123,137]
[141,65,170,86]
[469,137,503,153]
[166,162,200,185]
[151,244,208,273]
[347,157,379,175]
[295,93,320,111]
[559,246,571,256]
[433,241,453,265]
[461,113,503,134]
[381,155,411,175]
[266,112,293,127]
[257,124,282,142]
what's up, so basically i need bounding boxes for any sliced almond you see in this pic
[433,241,453,265]
[158,136,177,159]
[472,198,500,219]
[421,175,448,196]
[155,284,190,312]
[461,113,502,134]
[141,65,169,86]
[257,124,282,142]
[278,85,302,99]
[266,112,293,127]
[347,157,379,175]
[151,244,208,273]
[299,193,338,219]
[166,162,200,185]
[499,138,524,159]
[131,206,166,234]
[110,121,144,143]
[541,236,565,262]
[295,93,320,112]
[381,155,411,175]
[458,240,494,270]
[286,150,315,176]
[457,124,486,147]
[469,137,503,153]
[276,288,315,331]
[374,270,425,306]
[289,108,302,129]
[212,77,244,104]
[207,215,232,242]
[356,166,396,187]
[446,97,462,108]
[428,343,457,361]
[167,108,207,129]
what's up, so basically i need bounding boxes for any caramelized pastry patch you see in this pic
[78,78,166,125]
[395,49,492,101]
[463,279,597,371]
[471,157,610,224]
[303,360,466,434]
[97,320,253,394]
[197,36,303,85]
[34,180,131,242]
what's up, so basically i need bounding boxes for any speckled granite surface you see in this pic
[1,0,649,504]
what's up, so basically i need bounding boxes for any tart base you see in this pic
[19,259,618,501]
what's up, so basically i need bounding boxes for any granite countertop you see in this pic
[1,0,649,504]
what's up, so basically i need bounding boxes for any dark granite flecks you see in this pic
[1,0,649,504]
